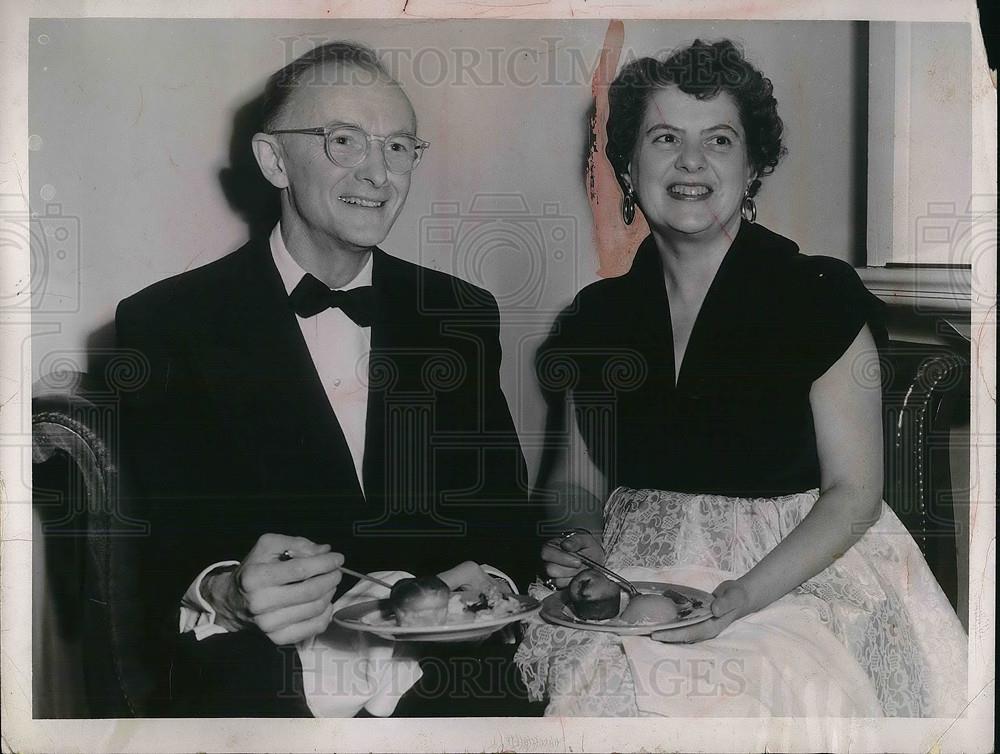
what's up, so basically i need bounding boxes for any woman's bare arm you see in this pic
[737,325,883,609]
[536,394,610,585]
[654,326,883,641]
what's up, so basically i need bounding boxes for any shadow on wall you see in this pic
[218,89,281,243]
[86,89,279,376]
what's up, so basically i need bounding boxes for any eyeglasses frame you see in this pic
[267,124,430,174]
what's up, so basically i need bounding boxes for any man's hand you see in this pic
[649,579,751,644]
[202,534,344,645]
[540,532,604,589]
[437,561,494,593]
[437,560,513,598]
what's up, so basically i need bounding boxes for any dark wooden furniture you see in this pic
[880,340,970,613]
[32,372,151,717]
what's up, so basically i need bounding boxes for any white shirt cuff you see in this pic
[179,560,240,640]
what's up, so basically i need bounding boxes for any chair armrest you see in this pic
[881,341,969,611]
[32,370,154,716]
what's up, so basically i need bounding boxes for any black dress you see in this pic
[516,222,967,717]
[538,221,887,497]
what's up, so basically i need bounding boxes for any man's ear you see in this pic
[252,133,289,190]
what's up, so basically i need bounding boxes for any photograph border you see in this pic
[2,1,994,752]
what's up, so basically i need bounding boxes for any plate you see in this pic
[540,581,713,636]
[333,594,541,643]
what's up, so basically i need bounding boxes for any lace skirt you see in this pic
[514,487,968,717]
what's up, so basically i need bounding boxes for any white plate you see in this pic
[540,581,713,636]
[333,594,541,643]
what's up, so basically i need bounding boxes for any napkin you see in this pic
[618,565,883,717]
[296,570,423,718]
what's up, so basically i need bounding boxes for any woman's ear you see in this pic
[619,166,634,194]
[251,133,289,190]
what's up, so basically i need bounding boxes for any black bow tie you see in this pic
[288,273,376,327]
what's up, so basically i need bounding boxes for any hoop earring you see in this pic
[622,189,636,226]
[741,190,757,224]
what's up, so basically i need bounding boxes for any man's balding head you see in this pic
[260,41,402,132]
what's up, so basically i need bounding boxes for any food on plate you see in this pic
[567,569,622,620]
[619,593,680,624]
[445,590,522,622]
[388,563,525,627]
[565,571,698,625]
[390,575,451,626]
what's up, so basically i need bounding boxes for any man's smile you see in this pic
[338,195,387,208]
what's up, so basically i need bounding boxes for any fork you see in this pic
[560,533,701,606]
[559,537,641,596]
[278,549,395,590]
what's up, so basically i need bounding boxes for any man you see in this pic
[116,42,539,716]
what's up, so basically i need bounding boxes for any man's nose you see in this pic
[355,144,389,187]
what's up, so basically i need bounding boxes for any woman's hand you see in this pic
[650,579,750,644]
[540,532,605,589]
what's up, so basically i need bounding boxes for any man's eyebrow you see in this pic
[323,119,419,136]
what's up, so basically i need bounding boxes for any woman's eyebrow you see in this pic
[644,123,741,136]
[645,122,680,135]
[703,123,740,136]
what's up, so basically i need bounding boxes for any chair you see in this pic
[880,340,971,615]
[32,370,152,717]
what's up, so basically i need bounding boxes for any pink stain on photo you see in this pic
[587,19,649,278]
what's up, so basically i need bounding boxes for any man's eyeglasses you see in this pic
[268,124,430,174]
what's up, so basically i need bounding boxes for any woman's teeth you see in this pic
[339,196,385,208]
[668,185,711,199]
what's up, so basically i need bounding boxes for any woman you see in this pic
[516,39,967,717]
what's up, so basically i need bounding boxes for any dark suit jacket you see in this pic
[115,237,539,712]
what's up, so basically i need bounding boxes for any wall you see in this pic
[866,22,975,267]
[29,18,865,478]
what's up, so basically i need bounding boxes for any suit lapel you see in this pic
[361,248,409,500]
[220,239,364,498]
[359,250,472,539]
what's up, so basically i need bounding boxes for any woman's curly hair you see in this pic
[606,39,786,197]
